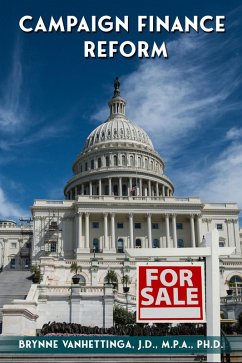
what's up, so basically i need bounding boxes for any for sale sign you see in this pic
[137,262,205,323]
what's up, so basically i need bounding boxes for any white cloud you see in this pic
[174,141,242,207]
[93,31,241,158]
[226,127,242,141]
[91,13,242,214]
[0,41,26,133]
[0,187,27,219]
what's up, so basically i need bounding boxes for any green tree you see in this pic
[105,270,118,286]
[70,262,82,275]
[113,306,136,326]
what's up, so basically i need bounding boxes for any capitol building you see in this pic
[0,79,242,335]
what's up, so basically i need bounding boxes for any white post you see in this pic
[190,214,196,247]
[197,214,202,245]
[206,229,221,363]
[108,178,112,196]
[111,213,115,251]
[139,178,143,197]
[129,213,134,248]
[104,213,108,250]
[77,212,83,249]
[172,214,177,248]
[165,214,170,248]
[119,177,122,197]
[147,213,152,248]
[89,181,92,196]
[85,213,89,249]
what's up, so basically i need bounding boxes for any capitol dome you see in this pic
[84,117,154,152]
[64,78,174,200]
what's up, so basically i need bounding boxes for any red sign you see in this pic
[137,262,205,323]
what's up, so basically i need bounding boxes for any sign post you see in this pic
[126,229,235,363]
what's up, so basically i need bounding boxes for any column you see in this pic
[162,185,165,197]
[75,186,77,199]
[139,179,143,197]
[156,182,159,197]
[129,178,132,195]
[99,179,102,196]
[70,189,73,200]
[148,180,151,197]
[147,214,152,248]
[81,184,84,196]
[111,213,115,250]
[172,214,177,248]
[108,178,112,196]
[77,212,83,249]
[190,214,196,247]
[197,215,202,245]
[165,214,170,248]
[144,185,148,197]
[85,213,90,249]
[104,213,108,250]
[89,181,92,196]
[119,177,122,197]
[129,213,134,248]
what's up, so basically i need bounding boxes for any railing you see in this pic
[77,195,201,203]
[114,291,136,305]
[38,285,104,296]
[221,295,242,304]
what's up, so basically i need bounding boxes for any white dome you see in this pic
[85,117,154,151]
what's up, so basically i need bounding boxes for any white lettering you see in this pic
[19,16,33,32]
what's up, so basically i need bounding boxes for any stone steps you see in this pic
[0,270,32,326]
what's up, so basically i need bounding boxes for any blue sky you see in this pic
[0,0,242,222]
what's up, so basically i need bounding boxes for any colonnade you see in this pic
[76,212,202,251]
[66,176,173,200]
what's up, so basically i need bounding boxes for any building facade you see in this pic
[1,79,242,334]
[0,219,32,271]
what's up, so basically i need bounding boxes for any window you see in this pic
[130,155,134,166]
[113,155,118,166]
[117,238,124,253]
[152,239,160,248]
[85,162,88,171]
[219,240,225,247]
[135,239,142,248]
[176,223,183,230]
[106,156,110,167]
[10,258,16,269]
[135,223,141,229]
[93,238,100,253]
[113,184,118,195]
[11,242,17,248]
[216,224,223,230]
[92,222,99,229]
[117,223,123,229]
[152,223,159,229]
[98,158,101,168]
[122,155,126,166]
[91,160,94,169]
[50,242,57,252]
[228,275,242,296]
[25,258,30,268]
[177,239,184,248]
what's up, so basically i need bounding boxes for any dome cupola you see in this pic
[108,77,126,118]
